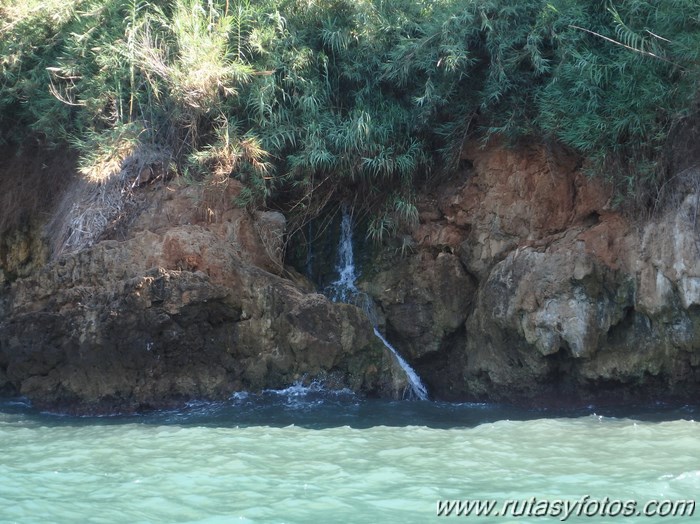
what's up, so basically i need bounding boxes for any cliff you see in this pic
[362,141,700,404]
[0,158,404,413]
[1,140,699,412]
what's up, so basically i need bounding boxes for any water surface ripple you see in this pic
[0,391,698,523]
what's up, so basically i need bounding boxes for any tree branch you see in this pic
[568,24,684,70]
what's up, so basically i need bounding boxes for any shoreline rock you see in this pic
[362,140,700,404]
[2,141,700,413]
[0,178,404,414]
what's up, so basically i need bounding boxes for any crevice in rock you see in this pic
[458,157,474,171]
[414,323,468,401]
[606,306,641,345]
[544,348,577,393]
[686,304,700,317]
[581,211,601,227]
[0,362,18,396]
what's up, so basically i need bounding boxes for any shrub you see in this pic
[1,0,699,244]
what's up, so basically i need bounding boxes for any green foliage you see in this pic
[1,0,699,239]
[535,0,700,200]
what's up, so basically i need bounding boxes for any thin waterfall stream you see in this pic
[327,209,428,400]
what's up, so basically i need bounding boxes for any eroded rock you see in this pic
[0,180,403,413]
[4,139,700,410]
[361,252,475,361]
[363,140,700,404]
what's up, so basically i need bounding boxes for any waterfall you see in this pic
[371,328,429,401]
[327,208,428,401]
[328,211,359,303]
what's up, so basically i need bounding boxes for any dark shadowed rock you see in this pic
[362,252,475,361]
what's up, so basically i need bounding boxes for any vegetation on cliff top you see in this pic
[1,0,699,240]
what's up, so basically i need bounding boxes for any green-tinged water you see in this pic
[0,387,698,524]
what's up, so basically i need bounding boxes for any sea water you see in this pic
[0,388,698,524]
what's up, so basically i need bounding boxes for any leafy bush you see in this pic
[1,0,699,241]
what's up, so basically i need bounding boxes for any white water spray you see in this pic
[328,208,428,400]
[372,328,429,401]
[328,211,359,303]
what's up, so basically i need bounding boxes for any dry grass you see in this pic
[0,0,77,33]
[0,138,174,262]
[47,145,172,257]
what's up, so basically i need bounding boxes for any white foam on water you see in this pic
[262,381,355,399]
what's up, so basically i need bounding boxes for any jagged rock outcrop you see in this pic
[363,141,700,404]
[0,177,400,413]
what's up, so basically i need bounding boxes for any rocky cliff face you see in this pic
[0,175,402,413]
[2,140,700,412]
[362,141,700,405]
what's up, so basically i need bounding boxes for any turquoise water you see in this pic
[0,386,698,524]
